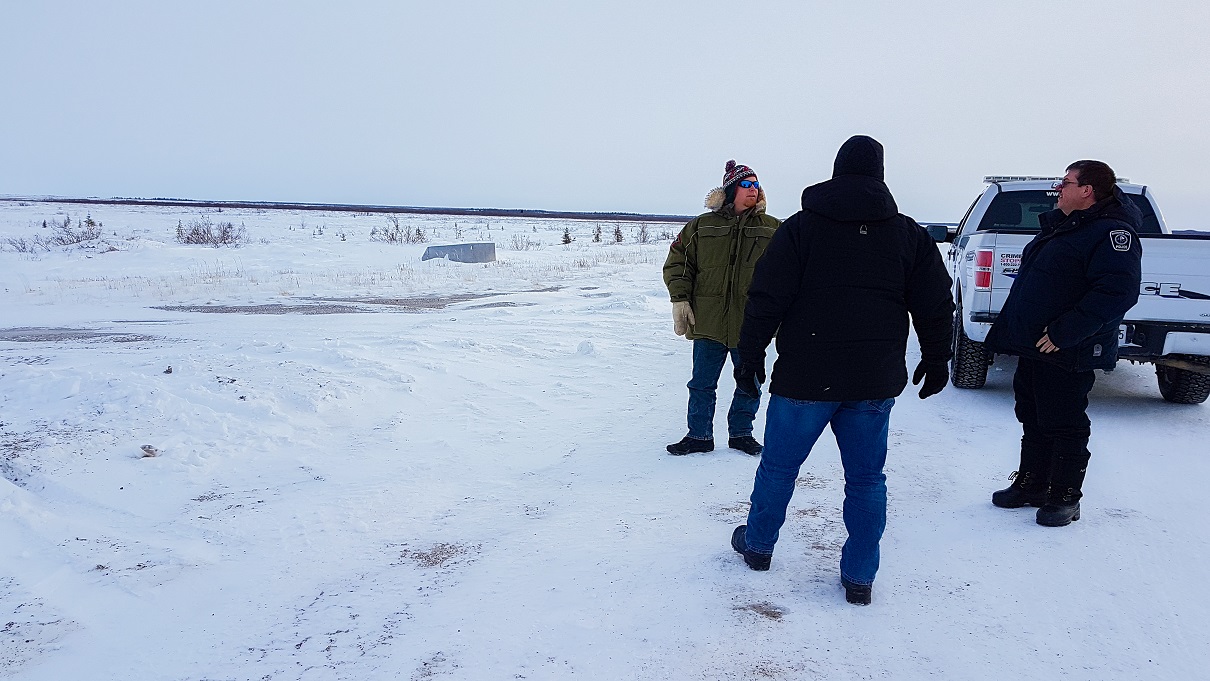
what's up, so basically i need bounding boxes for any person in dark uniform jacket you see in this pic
[984,160,1143,527]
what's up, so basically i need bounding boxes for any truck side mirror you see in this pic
[925,224,951,243]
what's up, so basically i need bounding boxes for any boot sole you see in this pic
[992,498,1048,509]
[666,445,714,455]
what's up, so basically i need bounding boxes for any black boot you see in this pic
[730,525,771,571]
[842,578,872,606]
[1036,448,1088,527]
[1035,491,1081,526]
[992,435,1051,508]
[991,471,1049,508]
[728,435,763,456]
[666,436,714,455]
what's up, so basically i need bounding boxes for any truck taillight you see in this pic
[974,249,994,290]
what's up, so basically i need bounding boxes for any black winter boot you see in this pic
[666,436,714,455]
[992,435,1051,508]
[842,578,872,606]
[730,525,771,571]
[1035,491,1081,526]
[991,471,1049,508]
[728,435,763,456]
[1036,449,1088,527]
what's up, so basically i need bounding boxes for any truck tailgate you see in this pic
[1128,235,1210,324]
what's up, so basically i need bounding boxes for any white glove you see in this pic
[672,301,696,337]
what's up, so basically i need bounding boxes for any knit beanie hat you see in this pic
[832,136,884,181]
[722,160,756,188]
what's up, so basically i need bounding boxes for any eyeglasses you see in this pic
[738,180,760,189]
[1051,179,1082,189]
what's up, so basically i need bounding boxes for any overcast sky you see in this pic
[3,1,1208,225]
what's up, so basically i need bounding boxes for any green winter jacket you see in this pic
[663,193,780,348]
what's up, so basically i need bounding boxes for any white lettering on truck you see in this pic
[1140,282,1183,297]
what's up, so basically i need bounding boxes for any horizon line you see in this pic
[0,195,696,224]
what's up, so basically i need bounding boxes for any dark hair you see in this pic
[1066,160,1117,202]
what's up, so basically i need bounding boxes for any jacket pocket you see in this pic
[695,225,733,265]
[742,224,777,239]
[743,225,775,260]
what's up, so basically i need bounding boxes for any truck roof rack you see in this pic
[983,175,1131,183]
[983,176,1062,183]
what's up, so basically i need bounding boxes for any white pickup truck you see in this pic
[932,177,1210,404]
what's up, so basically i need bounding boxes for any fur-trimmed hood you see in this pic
[704,186,767,215]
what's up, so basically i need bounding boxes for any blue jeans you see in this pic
[744,394,894,586]
[686,338,759,440]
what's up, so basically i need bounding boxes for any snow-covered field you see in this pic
[2,200,1208,680]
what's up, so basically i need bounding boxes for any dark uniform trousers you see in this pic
[1012,356,1096,498]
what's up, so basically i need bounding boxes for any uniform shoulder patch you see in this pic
[1109,229,1132,252]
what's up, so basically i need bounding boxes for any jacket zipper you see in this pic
[723,212,746,312]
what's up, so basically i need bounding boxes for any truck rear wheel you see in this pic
[951,302,991,388]
[1156,355,1210,404]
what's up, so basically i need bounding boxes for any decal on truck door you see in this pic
[1000,252,1021,278]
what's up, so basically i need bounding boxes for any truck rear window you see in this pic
[976,190,1162,234]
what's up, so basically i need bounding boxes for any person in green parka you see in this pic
[663,160,780,456]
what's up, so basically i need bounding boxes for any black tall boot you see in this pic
[1036,446,1089,527]
[992,435,1051,508]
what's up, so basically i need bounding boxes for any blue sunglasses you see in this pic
[738,179,760,189]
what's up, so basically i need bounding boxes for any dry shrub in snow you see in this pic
[175,216,247,247]
[370,215,427,244]
[54,215,103,245]
[4,236,41,253]
[5,215,103,252]
[509,233,543,251]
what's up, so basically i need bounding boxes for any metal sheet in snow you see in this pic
[421,242,497,263]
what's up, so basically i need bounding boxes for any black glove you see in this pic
[734,361,766,399]
[911,360,949,399]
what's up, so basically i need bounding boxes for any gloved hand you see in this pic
[672,301,696,337]
[911,360,949,399]
[734,361,766,399]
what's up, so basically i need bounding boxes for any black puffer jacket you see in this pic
[984,187,1143,372]
[738,137,954,402]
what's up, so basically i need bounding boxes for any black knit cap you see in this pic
[832,135,884,181]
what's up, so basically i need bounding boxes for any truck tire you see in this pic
[951,302,990,389]
[1156,355,1210,404]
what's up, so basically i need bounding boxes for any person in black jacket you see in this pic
[984,160,1142,527]
[727,136,954,605]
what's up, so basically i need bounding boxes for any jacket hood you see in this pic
[1097,185,1144,228]
[1040,185,1144,232]
[800,174,898,222]
[704,186,767,215]
[833,135,884,181]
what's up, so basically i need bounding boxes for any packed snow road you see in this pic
[2,202,1208,679]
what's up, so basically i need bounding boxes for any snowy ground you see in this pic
[2,201,1208,680]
